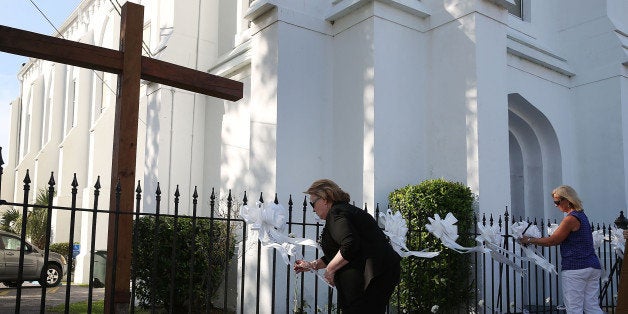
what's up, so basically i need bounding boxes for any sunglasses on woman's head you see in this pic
[553,198,565,206]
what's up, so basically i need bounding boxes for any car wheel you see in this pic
[39,264,62,287]
[2,281,23,287]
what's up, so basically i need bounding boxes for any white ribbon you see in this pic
[547,223,559,235]
[240,201,320,265]
[592,226,625,285]
[510,222,557,275]
[608,226,625,256]
[476,223,526,274]
[379,209,439,258]
[425,213,488,253]
[592,229,605,250]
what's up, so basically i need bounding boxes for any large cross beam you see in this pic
[0,3,242,313]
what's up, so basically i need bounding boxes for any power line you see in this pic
[26,0,158,109]
[27,0,118,99]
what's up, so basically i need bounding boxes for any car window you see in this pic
[1,235,30,251]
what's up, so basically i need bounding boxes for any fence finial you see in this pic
[24,169,31,184]
[48,172,56,186]
[72,173,79,188]
[615,211,628,229]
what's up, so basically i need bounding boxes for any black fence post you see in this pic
[240,190,248,314]
[64,174,79,311]
[205,188,216,313]
[108,179,122,312]
[130,180,141,313]
[15,169,31,313]
[255,192,263,314]
[150,183,162,312]
[87,176,101,313]
[168,185,180,313]
[39,172,56,311]
[225,190,234,312]
[188,186,198,314]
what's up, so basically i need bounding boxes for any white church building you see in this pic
[2,0,628,308]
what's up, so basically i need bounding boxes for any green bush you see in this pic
[388,178,475,313]
[49,242,70,256]
[132,216,236,311]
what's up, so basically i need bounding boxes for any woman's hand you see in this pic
[519,236,533,245]
[293,259,311,273]
[324,269,335,286]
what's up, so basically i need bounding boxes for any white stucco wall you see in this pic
[371,6,427,207]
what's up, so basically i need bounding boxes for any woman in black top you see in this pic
[294,179,401,313]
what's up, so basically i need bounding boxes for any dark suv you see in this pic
[0,231,67,287]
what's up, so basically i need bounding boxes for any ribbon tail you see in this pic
[311,270,335,289]
[441,236,488,254]
[520,245,558,275]
[285,236,322,251]
[389,239,440,258]
[489,251,526,275]
[402,250,440,258]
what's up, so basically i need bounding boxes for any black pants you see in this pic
[337,262,401,314]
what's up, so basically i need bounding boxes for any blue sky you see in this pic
[0,0,81,162]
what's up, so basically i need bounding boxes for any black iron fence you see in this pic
[0,169,624,313]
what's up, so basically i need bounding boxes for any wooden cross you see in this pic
[0,3,243,312]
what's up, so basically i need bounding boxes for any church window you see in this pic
[65,79,77,136]
[507,0,523,19]
[41,95,51,149]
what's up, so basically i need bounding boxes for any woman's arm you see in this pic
[324,251,349,286]
[293,258,327,273]
[521,215,580,246]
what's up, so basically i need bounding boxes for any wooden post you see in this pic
[615,212,628,310]
[103,3,143,313]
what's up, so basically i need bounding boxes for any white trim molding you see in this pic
[326,0,430,22]
[507,34,576,77]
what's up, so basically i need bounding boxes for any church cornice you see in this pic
[506,33,575,77]
[326,0,430,22]
[209,40,252,78]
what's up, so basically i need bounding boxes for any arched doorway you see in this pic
[508,93,562,221]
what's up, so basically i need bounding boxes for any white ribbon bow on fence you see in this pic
[475,222,526,275]
[510,222,558,275]
[379,209,439,258]
[592,226,625,284]
[240,201,320,265]
[425,213,488,254]
[607,226,625,256]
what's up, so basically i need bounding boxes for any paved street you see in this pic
[0,282,104,313]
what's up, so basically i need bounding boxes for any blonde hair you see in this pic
[552,185,583,211]
[304,179,351,203]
